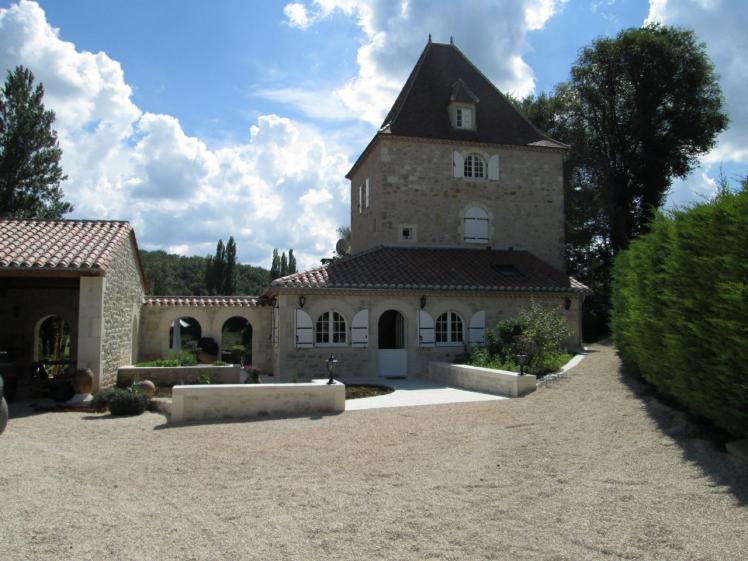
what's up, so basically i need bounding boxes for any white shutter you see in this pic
[365,178,370,208]
[295,309,313,348]
[488,154,500,180]
[351,309,369,348]
[272,306,279,347]
[469,311,486,346]
[418,309,435,348]
[358,185,362,214]
[464,207,489,243]
[453,151,464,178]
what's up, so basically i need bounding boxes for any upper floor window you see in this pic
[316,311,347,345]
[456,108,473,129]
[464,154,485,179]
[436,311,464,345]
[464,206,489,244]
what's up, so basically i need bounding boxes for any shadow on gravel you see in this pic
[151,410,343,431]
[617,361,748,506]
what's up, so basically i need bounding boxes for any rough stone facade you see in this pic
[100,236,145,387]
[273,289,582,381]
[350,136,566,271]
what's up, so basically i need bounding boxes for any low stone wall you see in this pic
[171,380,345,423]
[424,362,536,398]
[117,365,241,387]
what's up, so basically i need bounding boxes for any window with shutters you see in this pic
[315,311,347,346]
[464,207,489,244]
[435,311,464,345]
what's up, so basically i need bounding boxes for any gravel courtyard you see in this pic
[1,341,746,561]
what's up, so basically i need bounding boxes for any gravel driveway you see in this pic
[1,341,746,561]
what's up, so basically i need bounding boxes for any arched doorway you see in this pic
[221,316,252,365]
[34,315,72,376]
[378,310,407,377]
[169,317,201,360]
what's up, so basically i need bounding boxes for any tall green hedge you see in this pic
[611,187,748,437]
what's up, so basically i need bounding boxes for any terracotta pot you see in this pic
[72,369,94,394]
[134,380,156,398]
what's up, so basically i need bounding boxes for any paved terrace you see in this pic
[1,342,746,561]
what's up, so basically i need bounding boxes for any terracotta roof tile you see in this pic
[271,246,590,294]
[144,296,261,307]
[0,219,134,272]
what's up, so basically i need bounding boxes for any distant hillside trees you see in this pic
[0,66,71,218]
[140,241,269,296]
[270,248,297,280]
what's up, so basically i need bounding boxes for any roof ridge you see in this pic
[0,218,132,224]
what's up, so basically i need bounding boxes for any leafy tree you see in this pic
[0,66,71,218]
[225,236,237,294]
[288,249,297,274]
[270,248,280,280]
[336,225,351,256]
[515,24,727,338]
[280,251,288,277]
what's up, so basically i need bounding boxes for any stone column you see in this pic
[77,277,105,391]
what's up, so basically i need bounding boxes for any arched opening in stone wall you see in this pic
[221,316,253,365]
[169,317,201,359]
[34,315,73,376]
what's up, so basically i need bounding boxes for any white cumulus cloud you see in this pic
[277,0,566,125]
[0,1,351,272]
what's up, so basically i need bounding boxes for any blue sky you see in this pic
[1,1,746,270]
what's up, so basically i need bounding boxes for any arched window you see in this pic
[435,311,464,345]
[315,311,347,345]
[464,154,486,179]
[464,206,489,244]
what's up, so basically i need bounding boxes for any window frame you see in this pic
[464,154,486,179]
[435,311,465,346]
[315,311,348,347]
[456,107,473,129]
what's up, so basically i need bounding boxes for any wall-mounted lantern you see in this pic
[298,295,306,308]
[420,295,426,309]
[564,297,571,311]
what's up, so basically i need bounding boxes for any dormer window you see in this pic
[464,154,485,179]
[456,108,472,129]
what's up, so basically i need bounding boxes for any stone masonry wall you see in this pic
[350,136,566,271]
[273,289,582,380]
[101,236,145,387]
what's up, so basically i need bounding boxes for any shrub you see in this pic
[92,387,149,415]
[196,372,212,384]
[611,186,748,437]
[469,300,571,376]
[136,351,197,367]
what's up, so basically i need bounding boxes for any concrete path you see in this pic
[343,377,507,410]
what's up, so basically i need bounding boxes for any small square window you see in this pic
[456,108,473,129]
[402,227,412,239]
[399,224,417,242]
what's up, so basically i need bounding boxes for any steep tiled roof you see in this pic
[271,246,589,294]
[144,296,261,307]
[380,41,565,148]
[0,219,138,273]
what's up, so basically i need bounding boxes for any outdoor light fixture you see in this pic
[326,353,338,385]
[516,353,528,376]
[420,295,426,309]
[564,297,571,311]
[298,295,306,308]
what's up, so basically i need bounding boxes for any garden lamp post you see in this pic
[326,354,338,385]
[516,354,528,376]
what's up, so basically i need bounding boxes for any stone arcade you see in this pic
[0,40,588,391]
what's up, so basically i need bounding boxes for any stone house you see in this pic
[267,40,588,380]
[0,219,145,391]
[0,40,588,390]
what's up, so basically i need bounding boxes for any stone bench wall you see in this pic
[424,361,536,397]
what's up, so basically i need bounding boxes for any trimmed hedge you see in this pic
[611,187,748,437]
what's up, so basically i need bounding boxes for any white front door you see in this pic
[378,309,407,377]
[378,349,407,377]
